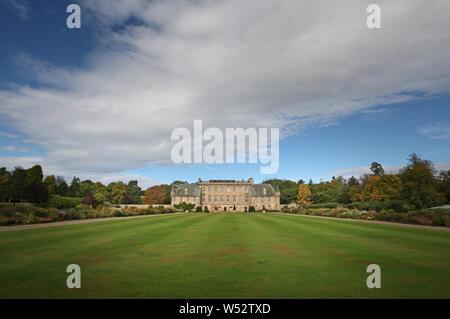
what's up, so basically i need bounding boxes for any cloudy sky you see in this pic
[0,0,449,188]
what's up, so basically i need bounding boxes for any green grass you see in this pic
[0,213,449,298]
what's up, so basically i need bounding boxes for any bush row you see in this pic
[282,207,450,227]
[0,204,175,226]
[302,200,416,212]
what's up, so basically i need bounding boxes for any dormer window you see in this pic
[263,188,267,195]
[185,188,188,195]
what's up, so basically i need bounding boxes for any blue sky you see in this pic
[0,0,449,187]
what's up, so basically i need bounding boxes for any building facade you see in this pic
[171,178,280,212]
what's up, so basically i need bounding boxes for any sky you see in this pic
[0,0,449,188]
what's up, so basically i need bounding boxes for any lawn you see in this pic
[0,213,449,298]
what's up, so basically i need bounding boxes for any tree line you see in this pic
[1,153,449,209]
[265,153,449,210]
[0,165,188,206]
[0,166,145,205]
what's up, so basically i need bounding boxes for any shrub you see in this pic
[248,206,255,212]
[174,202,195,212]
[195,206,202,212]
[432,215,445,226]
[305,202,340,209]
[0,215,11,225]
[47,195,82,209]
[204,206,209,213]
[113,210,128,217]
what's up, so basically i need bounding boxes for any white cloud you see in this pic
[2,0,30,20]
[1,0,450,177]
[0,132,22,139]
[435,161,450,172]
[418,122,450,140]
[1,145,30,153]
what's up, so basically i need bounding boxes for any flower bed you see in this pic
[283,207,450,228]
[0,204,175,226]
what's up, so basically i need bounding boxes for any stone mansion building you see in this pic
[171,178,280,212]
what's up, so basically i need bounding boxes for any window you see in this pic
[226,195,230,203]
[239,195,242,202]
[233,195,236,202]
[208,195,212,202]
[214,187,218,191]
[214,195,218,202]
[208,187,212,191]
[185,188,188,195]
[220,196,223,202]
[233,187,236,191]
[226,187,230,192]
[263,188,267,195]
[220,187,224,191]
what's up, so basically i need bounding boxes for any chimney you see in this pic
[249,178,254,185]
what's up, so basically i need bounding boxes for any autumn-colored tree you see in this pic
[144,185,166,204]
[297,183,312,206]
[349,185,362,202]
[111,182,127,204]
[44,175,56,195]
[362,174,402,202]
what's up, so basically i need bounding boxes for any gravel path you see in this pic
[272,212,450,231]
[0,213,184,232]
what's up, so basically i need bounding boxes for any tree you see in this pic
[347,176,360,187]
[111,182,127,204]
[126,180,143,204]
[55,176,70,196]
[82,192,98,208]
[143,186,166,204]
[79,180,94,197]
[309,176,348,204]
[161,184,173,204]
[399,154,445,209]
[0,168,12,202]
[370,162,385,176]
[25,181,49,203]
[23,165,47,203]
[264,179,297,204]
[25,165,43,185]
[438,170,450,203]
[10,166,27,202]
[44,175,56,195]
[69,177,81,197]
[362,174,402,202]
[297,183,312,206]
[93,182,108,203]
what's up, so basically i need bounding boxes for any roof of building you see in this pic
[172,184,201,197]
[171,180,279,197]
